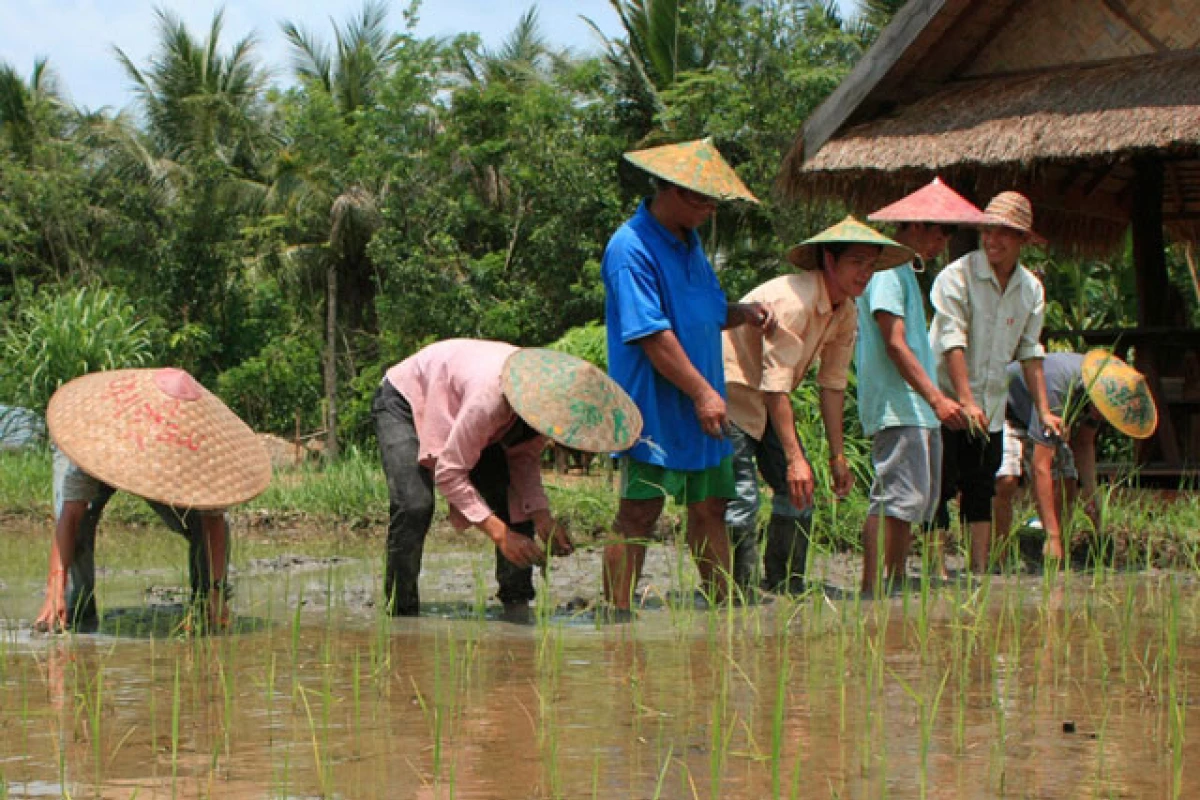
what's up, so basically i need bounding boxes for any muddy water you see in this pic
[2,528,1199,798]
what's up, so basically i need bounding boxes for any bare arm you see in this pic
[819,387,853,498]
[639,329,726,438]
[945,348,987,430]
[1021,358,1063,438]
[876,311,965,429]
[725,302,777,333]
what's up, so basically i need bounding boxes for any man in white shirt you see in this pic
[928,192,1062,573]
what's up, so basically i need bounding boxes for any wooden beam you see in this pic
[1100,0,1169,52]
[801,0,949,162]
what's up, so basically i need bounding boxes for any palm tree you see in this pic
[277,0,401,457]
[585,0,718,140]
[0,57,67,163]
[281,0,401,117]
[114,7,273,179]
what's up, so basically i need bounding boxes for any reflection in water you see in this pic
[1,561,1199,799]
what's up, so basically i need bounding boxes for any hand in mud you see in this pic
[33,570,68,634]
[786,458,814,510]
[694,387,728,438]
[499,529,545,568]
[1043,536,1065,561]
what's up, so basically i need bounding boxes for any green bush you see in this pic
[547,321,607,370]
[1,285,158,413]
[216,334,323,435]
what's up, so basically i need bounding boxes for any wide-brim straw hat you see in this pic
[982,191,1046,244]
[502,349,643,453]
[47,368,272,509]
[868,177,990,226]
[623,137,760,204]
[785,215,916,271]
[1080,350,1158,439]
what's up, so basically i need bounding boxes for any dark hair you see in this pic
[819,242,850,261]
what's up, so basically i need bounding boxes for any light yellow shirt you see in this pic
[929,249,1046,432]
[722,271,858,440]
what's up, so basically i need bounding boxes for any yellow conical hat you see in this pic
[1080,350,1158,439]
[785,216,916,271]
[623,138,759,204]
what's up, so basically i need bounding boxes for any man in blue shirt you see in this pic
[602,138,773,615]
[857,179,982,594]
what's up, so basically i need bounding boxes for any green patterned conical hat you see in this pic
[785,215,916,271]
[1081,350,1157,439]
[502,349,643,452]
[623,138,759,204]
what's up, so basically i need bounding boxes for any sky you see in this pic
[0,0,859,113]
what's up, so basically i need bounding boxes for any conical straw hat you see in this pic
[868,177,990,225]
[785,216,916,271]
[502,349,643,453]
[47,368,273,509]
[1080,350,1158,439]
[623,137,759,204]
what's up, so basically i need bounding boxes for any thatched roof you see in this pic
[779,0,1200,255]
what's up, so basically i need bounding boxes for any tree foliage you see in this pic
[0,0,1151,451]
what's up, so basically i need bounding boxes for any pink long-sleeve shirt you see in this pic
[384,339,549,529]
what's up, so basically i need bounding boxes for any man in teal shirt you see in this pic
[856,179,981,594]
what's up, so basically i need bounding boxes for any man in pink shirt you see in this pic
[373,340,641,616]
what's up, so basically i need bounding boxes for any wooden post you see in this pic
[1130,158,1181,466]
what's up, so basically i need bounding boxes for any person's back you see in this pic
[856,263,940,437]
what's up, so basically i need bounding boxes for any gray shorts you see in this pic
[996,421,1078,481]
[867,426,942,524]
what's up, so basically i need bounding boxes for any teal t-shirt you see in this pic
[855,263,939,435]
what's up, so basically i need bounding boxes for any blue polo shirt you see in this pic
[855,263,939,435]
[603,200,731,470]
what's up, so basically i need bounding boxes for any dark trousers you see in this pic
[373,381,535,616]
[934,426,1004,529]
[66,487,217,629]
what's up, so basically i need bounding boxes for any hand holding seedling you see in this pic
[534,513,574,557]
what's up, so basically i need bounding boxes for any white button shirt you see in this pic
[930,249,1045,432]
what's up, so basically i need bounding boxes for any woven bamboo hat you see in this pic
[982,191,1046,244]
[785,216,916,271]
[502,349,643,453]
[868,177,990,225]
[623,137,759,204]
[47,368,272,509]
[1080,350,1158,439]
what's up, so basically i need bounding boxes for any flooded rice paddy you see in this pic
[1,521,1198,799]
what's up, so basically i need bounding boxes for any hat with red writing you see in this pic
[47,368,272,509]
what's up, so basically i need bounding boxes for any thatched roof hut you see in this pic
[780,0,1200,256]
[780,0,1200,475]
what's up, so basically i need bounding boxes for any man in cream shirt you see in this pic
[929,191,1062,574]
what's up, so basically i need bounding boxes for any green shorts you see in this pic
[619,457,737,505]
